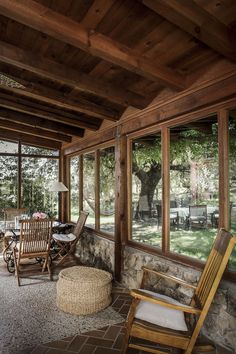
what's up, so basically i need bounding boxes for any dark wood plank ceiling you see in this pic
[0,0,235,150]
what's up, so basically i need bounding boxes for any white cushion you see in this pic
[135,289,189,331]
[52,233,76,242]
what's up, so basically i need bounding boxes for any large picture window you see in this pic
[129,112,236,273]
[70,156,80,223]
[83,152,96,229]
[0,140,59,231]
[131,133,162,247]
[169,116,219,261]
[69,144,115,236]
[100,146,115,234]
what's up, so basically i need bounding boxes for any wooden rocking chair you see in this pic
[122,228,235,354]
[13,219,53,286]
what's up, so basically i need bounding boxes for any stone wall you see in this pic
[76,231,236,352]
[76,229,115,273]
[122,246,236,353]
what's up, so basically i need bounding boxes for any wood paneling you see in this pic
[0,0,186,90]
[143,0,236,62]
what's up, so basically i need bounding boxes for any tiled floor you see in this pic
[1,254,233,354]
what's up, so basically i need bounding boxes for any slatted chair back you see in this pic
[14,218,53,286]
[193,229,234,309]
[70,211,89,253]
[18,219,53,257]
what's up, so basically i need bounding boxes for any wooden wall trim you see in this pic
[63,73,236,156]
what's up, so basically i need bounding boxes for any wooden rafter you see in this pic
[142,0,236,62]
[0,117,72,142]
[0,126,62,149]
[0,41,148,109]
[0,108,85,137]
[0,74,120,121]
[0,91,101,130]
[0,0,186,90]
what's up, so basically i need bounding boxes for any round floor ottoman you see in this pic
[56,266,113,315]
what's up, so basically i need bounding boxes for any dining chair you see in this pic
[122,228,236,354]
[52,211,89,265]
[188,205,207,229]
[13,218,53,286]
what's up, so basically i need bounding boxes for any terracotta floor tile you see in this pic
[46,349,70,354]
[83,329,105,338]
[78,343,97,354]
[30,345,49,354]
[93,347,120,354]
[86,337,113,348]
[104,325,122,340]
[113,333,125,350]
[45,339,69,350]
[119,304,131,315]
[67,335,88,351]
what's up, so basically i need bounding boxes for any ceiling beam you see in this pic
[0,117,72,142]
[0,127,62,149]
[0,0,186,90]
[0,108,85,137]
[142,0,236,62]
[0,74,120,121]
[0,91,101,130]
[0,41,148,109]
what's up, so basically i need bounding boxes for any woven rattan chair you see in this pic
[122,229,236,354]
[13,219,53,286]
[52,211,89,265]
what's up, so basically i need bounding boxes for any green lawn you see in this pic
[132,220,236,270]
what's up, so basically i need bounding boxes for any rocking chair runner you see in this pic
[122,228,236,354]
[13,218,53,286]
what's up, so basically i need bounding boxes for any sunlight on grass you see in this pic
[132,220,236,269]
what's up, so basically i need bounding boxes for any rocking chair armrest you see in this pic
[130,289,201,315]
[142,266,197,289]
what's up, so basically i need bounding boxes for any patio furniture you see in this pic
[188,205,207,229]
[122,228,235,354]
[56,266,112,315]
[156,204,179,229]
[13,218,53,286]
[52,210,88,265]
[2,208,28,273]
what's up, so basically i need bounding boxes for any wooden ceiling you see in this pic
[0,0,235,150]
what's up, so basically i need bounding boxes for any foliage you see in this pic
[0,140,59,218]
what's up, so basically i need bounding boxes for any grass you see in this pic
[132,219,236,269]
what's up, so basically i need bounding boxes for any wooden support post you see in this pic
[115,129,127,282]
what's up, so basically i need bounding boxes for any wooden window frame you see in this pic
[67,141,116,239]
[127,106,236,281]
[0,138,60,211]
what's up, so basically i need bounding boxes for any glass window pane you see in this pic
[83,153,95,228]
[0,156,18,231]
[0,140,18,153]
[169,116,219,261]
[229,111,236,270]
[100,146,115,234]
[70,156,80,223]
[22,157,59,217]
[21,145,59,156]
[131,133,162,247]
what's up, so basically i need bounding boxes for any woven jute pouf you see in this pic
[56,266,113,315]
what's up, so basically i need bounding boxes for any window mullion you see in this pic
[162,128,170,254]
[95,150,100,230]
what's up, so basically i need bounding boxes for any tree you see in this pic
[132,123,219,219]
